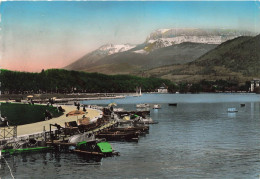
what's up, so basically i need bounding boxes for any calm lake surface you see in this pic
[1,93,260,178]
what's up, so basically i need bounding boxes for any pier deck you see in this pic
[0,105,103,143]
[17,105,103,136]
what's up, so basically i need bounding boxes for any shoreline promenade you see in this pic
[15,105,103,136]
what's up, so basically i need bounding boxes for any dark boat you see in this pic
[108,126,149,133]
[240,104,246,107]
[169,103,177,106]
[0,121,7,127]
[96,131,139,141]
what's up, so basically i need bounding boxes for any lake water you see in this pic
[1,93,260,178]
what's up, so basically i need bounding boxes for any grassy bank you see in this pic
[0,103,63,125]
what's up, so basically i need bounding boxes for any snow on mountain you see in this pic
[133,49,148,54]
[140,36,233,53]
[65,27,257,71]
[137,28,256,53]
[98,43,136,55]
[148,36,225,45]
[157,29,171,34]
[146,28,255,41]
[136,35,228,53]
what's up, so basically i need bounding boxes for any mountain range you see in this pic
[64,28,258,81]
[137,34,260,83]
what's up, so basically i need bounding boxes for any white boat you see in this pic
[133,87,142,97]
[136,107,150,112]
[227,108,238,113]
[153,104,161,109]
[119,115,158,124]
[136,103,150,108]
[113,108,124,112]
[140,117,154,124]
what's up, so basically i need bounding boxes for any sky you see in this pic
[0,1,260,72]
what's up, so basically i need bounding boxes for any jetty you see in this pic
[0,103,157,158]
[0,105,104,144]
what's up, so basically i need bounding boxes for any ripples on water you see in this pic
[1,94,260,178]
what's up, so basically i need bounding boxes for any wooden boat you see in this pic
[119,114,158,125]
[73,140,119,157]
[108,126,149,133]
[115,110,150,118]
[136,121,159,124]
[119,120,158,125]
[96,131,139,141]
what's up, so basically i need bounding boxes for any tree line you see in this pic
[0,69,177,94]
[179,79,250,93]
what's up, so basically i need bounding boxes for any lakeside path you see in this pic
[16,105,103,137]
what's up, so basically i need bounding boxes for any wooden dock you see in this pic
[0,105,105,146]
[0,119,118,147]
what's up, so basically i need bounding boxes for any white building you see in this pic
[156,83,168,93]
[250,79,260,92]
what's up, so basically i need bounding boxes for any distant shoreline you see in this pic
[0,93,126,101]
[0,91,258,102]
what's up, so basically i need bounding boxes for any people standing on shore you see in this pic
[44,110,52,120]
[58,106,64,112]
[0,116,9,127]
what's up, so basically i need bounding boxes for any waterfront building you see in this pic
[250,79,260,92]
[156,83,168,93]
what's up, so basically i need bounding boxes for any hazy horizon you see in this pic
[1,1,260,72]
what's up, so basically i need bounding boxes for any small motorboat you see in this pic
[73,140,119,157]
[113,108,124,112]
[153,104,161,109]
[240,104,246,107]
[227,108,238,113]
[136,104,150,108]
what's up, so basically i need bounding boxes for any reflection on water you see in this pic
[227,112,236,118]
[1,94,260,179]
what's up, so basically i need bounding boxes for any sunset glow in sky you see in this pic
[1,1,260,72]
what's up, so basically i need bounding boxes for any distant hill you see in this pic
[64,44,136,71]
[194,35,260,76]
[66,42,217,74]
[64,28,255,74]
[136,35,260,83]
